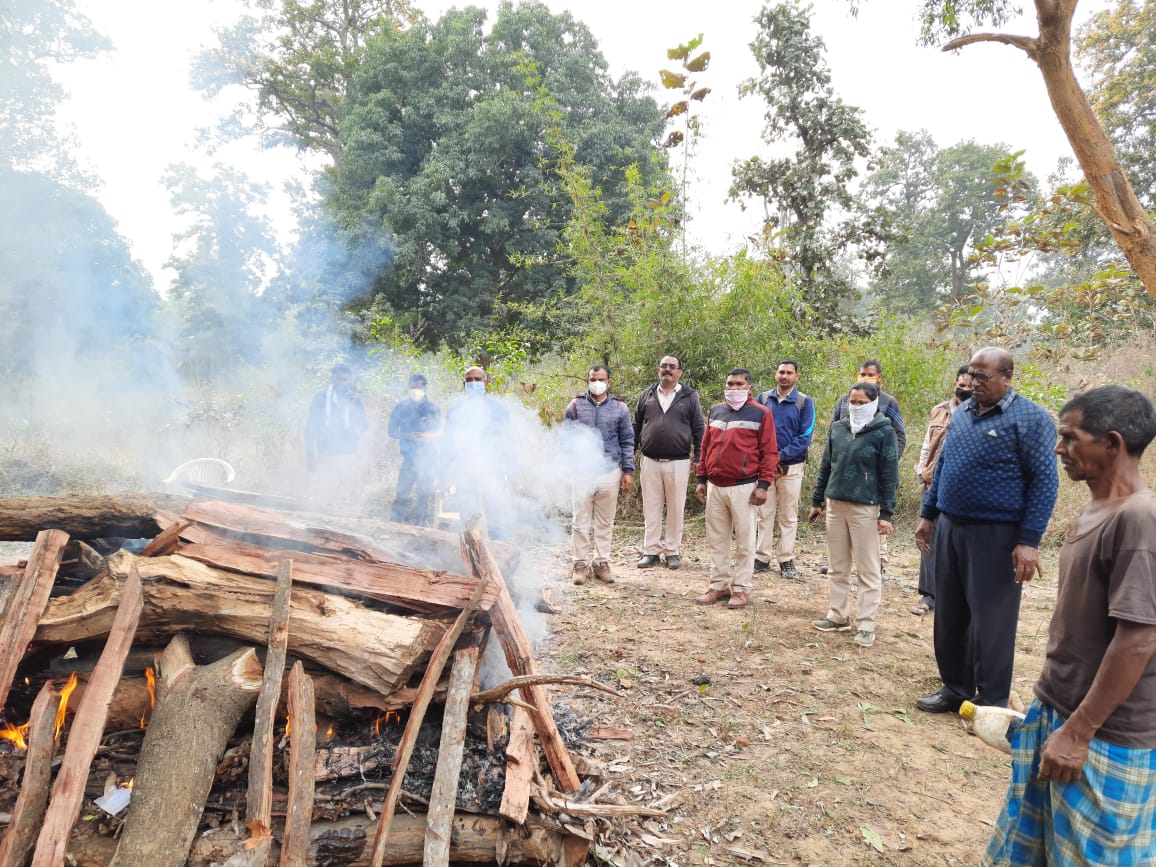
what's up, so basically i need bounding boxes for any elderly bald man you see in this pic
[915,347,1059,714]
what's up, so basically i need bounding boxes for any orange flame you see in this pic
[54,673,79,740]
[140,667,156,728]
[285,717,291,737]
[124,777,134,790]
[373,710,401,735]
[0,720,29,750]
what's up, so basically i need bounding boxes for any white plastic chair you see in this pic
[163,458,236,487]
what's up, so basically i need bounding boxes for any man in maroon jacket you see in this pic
[694,368,780,609]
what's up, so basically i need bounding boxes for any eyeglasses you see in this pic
[658,364,680,370]
[966,368,1010,383]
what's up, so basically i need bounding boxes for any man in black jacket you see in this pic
[633,355,705,570]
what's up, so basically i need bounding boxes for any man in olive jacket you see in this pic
[633,354,705,570]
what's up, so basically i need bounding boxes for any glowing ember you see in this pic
[0,720,29,750]
[54,673,79,739]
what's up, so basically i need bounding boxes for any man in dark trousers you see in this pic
[915,347,1059,713]
[633,354,705,571]
[984,386,1156,865]
[305,362,369,508]
[387,373,440,526]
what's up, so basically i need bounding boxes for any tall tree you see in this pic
[729,1,873,325]
[332,2,666,348]
[1076,0,1156,207]
[863,132,1029,311]
[194,0,420,163]
[904,0,1156,305]
[164,164,280,383]
[0,0,110,174]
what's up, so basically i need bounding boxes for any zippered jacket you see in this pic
[695,399,779,488]
[755,386,815,466]
[565,393,636,473]
[633,384,705,462]
[811,413,899,520]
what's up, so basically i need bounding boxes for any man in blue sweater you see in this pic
[754,359,815,579]
[915,347,1059,713]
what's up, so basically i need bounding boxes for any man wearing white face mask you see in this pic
[565,365,635,584]
[694,369,780,610]
[808,381,899,648]
[388,373,441,526]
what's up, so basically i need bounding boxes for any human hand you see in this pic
[1012,545,1043,583]
[750,487,768,506]
[695,483,707,504]
[1039,724,1090,784]
[620,472,634,493]
[877,519,893,536]
[915,518,934,554]
[807,507,823,524]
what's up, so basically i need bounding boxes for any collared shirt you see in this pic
[921,387,1059,547]
[655,382,682,413]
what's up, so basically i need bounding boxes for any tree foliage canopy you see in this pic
[1077,0,1156,208]
[729,1,872,325]
[330,1,666,349]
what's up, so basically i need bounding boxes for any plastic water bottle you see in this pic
[958,701,1025,754]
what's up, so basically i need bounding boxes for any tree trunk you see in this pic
[110,637,263,867]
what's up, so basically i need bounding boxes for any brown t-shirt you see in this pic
[1035,490,1156,748]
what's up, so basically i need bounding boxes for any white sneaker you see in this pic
[853,630,875,648]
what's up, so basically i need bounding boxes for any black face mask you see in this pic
[955,387,973,402]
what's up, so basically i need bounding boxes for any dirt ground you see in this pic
[539,521,1057,866]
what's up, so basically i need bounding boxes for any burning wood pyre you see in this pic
[0,494,638,866]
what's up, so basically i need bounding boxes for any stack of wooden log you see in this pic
[0,494,623,867]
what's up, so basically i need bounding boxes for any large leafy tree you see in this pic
[903,0,1156,305]
[1076,0,1156,207]
[164,164,280,383]
[729,1,873,326]
[331,2,666,348]
[195,0,420,163]
[0,0,110,174]
[864,132,1029,311]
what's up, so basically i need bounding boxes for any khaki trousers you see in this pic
[640,456,691,556]
[705,481,757,593]
[754,462,804,564]
[824,498,882,631]
[571,468,622,565]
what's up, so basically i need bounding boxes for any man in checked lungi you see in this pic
[984,385,1156,866]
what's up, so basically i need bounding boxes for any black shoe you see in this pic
[819,564,829,575]
[665,554,681,570]
[779,560,798,580]
[637,554,660,568]
[915,691,964,714]
[753,559,770,573]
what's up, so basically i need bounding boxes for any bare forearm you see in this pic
[1066,622,1156,741]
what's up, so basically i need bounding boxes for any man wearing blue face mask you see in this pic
[441,366,513,538]
[388,373,441,526]
[565,365,635,585]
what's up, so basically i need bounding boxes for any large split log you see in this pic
[280,662,316,867]
[424,645,480,867]
[0,496,188,542]
[0,683,61,867]
[0,529,68,713]
[173,500,521,577]
[34,552,449,695]
[33,563,143,867]
[110,636,263,867]
[66,813,587,866]
[176,538,499,614]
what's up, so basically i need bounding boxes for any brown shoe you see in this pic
[592,562,615,584]
[727,591,751,609]
[695,588,731,605]
[573,568,588,585]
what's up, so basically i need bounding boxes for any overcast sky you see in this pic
[56,0,1109,291]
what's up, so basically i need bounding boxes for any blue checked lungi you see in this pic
[983,698,1156,866]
